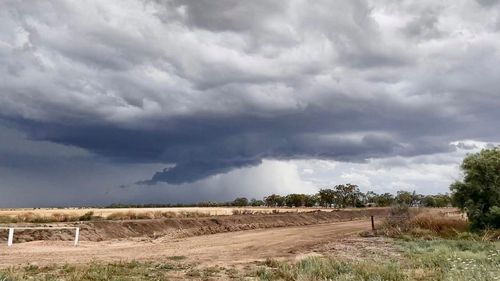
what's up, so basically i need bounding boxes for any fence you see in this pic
[0,227,80,247]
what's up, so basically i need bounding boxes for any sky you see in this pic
[1,0,499,207]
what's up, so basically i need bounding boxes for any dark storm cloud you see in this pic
[477,0,500,7]
[1,0,499,185]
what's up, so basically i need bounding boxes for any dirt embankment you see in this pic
[0,208,389,243]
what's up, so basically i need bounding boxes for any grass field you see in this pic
[0,206,397,224]
[254,239,500,281]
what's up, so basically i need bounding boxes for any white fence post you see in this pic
[74,227,80,246]
[7,228,14,247]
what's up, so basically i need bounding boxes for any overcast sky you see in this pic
[1,0,499,207]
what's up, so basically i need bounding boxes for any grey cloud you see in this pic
[477,0,500,7]
[0,0,499,187]
[402,12,443,40]
[169,0,285,32]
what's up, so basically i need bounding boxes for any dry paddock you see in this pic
[0,208,391,243]
[0,207,333,218]
[0,208,459,268]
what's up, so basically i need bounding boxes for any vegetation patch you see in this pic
[253,239,500,281]
[373,205,471,240]
[0,261,191,281]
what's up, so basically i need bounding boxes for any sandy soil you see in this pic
[0,219,373,268]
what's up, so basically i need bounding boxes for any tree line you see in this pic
[107,185,451,209]
[249,185,451,208]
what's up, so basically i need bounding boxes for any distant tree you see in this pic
[250,198,265,207]
[434,194,451,208]
[365,191,377,204]
[451,148,500,230]
[304,194,319,207]
[285,194,306,207]
[264,194,285,207]
[334,184,361,208]
[395,190,414,205]
[373,193,395,207]
[232,197,249,207]
[412,192,424,206]
[423,195,437,207]
[318,189,336,208]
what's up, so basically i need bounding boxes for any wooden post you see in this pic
[371,216,375,231]
[74,227,80,246]
[7,228,14,247]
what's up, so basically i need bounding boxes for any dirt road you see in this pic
[0,219,372,268]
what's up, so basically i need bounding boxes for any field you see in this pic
[1,207,498,280]
[0,207,335,223]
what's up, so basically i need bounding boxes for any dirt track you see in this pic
[0,219,372,268]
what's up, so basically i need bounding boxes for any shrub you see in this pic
[78,211,95,221]
[379,211,469,239]
[451,147,500,230]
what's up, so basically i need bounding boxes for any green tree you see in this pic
[250,198,265,206]
[318,189,336,208]
[365,191,377,204]
[395,190,414,206]
[434,194,451,208]
[232,197,249,207]
[285,194,307,207]
[304,194,318,207]
[423,194,451,208]
[334,184,361,208]
[450,147,500,230]
[373,193,395,207]
[264,194,285,207]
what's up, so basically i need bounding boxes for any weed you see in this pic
[167,255,186,261]
[79,211,94,221]
[254,257,406,281]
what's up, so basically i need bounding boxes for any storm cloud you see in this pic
[1,0,499,191]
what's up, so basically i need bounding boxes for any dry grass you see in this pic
[379,208,470,239]
[105,210,213,220]
[0,211,97,224]
[412,213,469,234]
[1,207,377,224]
[0,207,332,223]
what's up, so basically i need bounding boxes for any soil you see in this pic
[0,208,389,243]
[0,219,378,268]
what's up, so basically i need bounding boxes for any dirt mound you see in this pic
[0,208,389,243]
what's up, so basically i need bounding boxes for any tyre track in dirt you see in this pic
[0,219,373,267]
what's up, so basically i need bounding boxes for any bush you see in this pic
[232,197,249,207]
[379,211,469,239]
[78,211,95,221]
[451,147,500,230]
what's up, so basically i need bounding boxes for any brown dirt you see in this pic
[0,219,378,268]
[312,237,402,261]
[0,208,389,243]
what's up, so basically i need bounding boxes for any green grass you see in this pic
[0,261,187,281]
[253,239,500,281]
[401,239,500,281]
[255,258,405,281]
